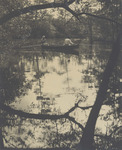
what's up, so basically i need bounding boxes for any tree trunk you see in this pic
[77,33,121,150]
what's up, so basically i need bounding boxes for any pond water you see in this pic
[1,40,120,148]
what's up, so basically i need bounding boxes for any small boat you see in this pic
[41,44,79,55]
[15,44,79,55]
[41,44,79,50]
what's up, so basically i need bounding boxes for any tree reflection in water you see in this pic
[0,43,121,148]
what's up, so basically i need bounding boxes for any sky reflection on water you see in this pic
[10,51,97,114]
[3,44,119,148]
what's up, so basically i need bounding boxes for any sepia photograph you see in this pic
[0,0,122,150]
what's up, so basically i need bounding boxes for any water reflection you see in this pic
[10,51,100,115]
[1,43,119,148]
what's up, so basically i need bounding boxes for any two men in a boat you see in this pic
[41,35,74,46]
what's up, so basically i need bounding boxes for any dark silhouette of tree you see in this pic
[0,0,122,149]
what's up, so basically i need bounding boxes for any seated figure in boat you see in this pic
[64,38,74,46]
[41,35,49,45]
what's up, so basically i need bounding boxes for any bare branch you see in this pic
[0,1,76,25]
[0,102,84,130]
[78,105,93,110]
[77,12,122,25]
[67,116,84,130]
[64,100,93,116]
[0,3,63,25]
[64,100,81,115]
[63,5,81,22]
[0,0,121,26]
[0,102,66,120]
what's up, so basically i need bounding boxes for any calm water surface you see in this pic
[2,40,119,148]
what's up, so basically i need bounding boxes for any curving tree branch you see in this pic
[0,99,92,131]
[0,3,62,25]
[0,101,85,130]
[0,1,75,25]
[67,116,84,130]
[0,102,65,120]
[78,105,93,110]
[63,5,81,21]
[77,12,122,25]
[64,100,82,115]
[64,100,93,116]
[0,0,121,26]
